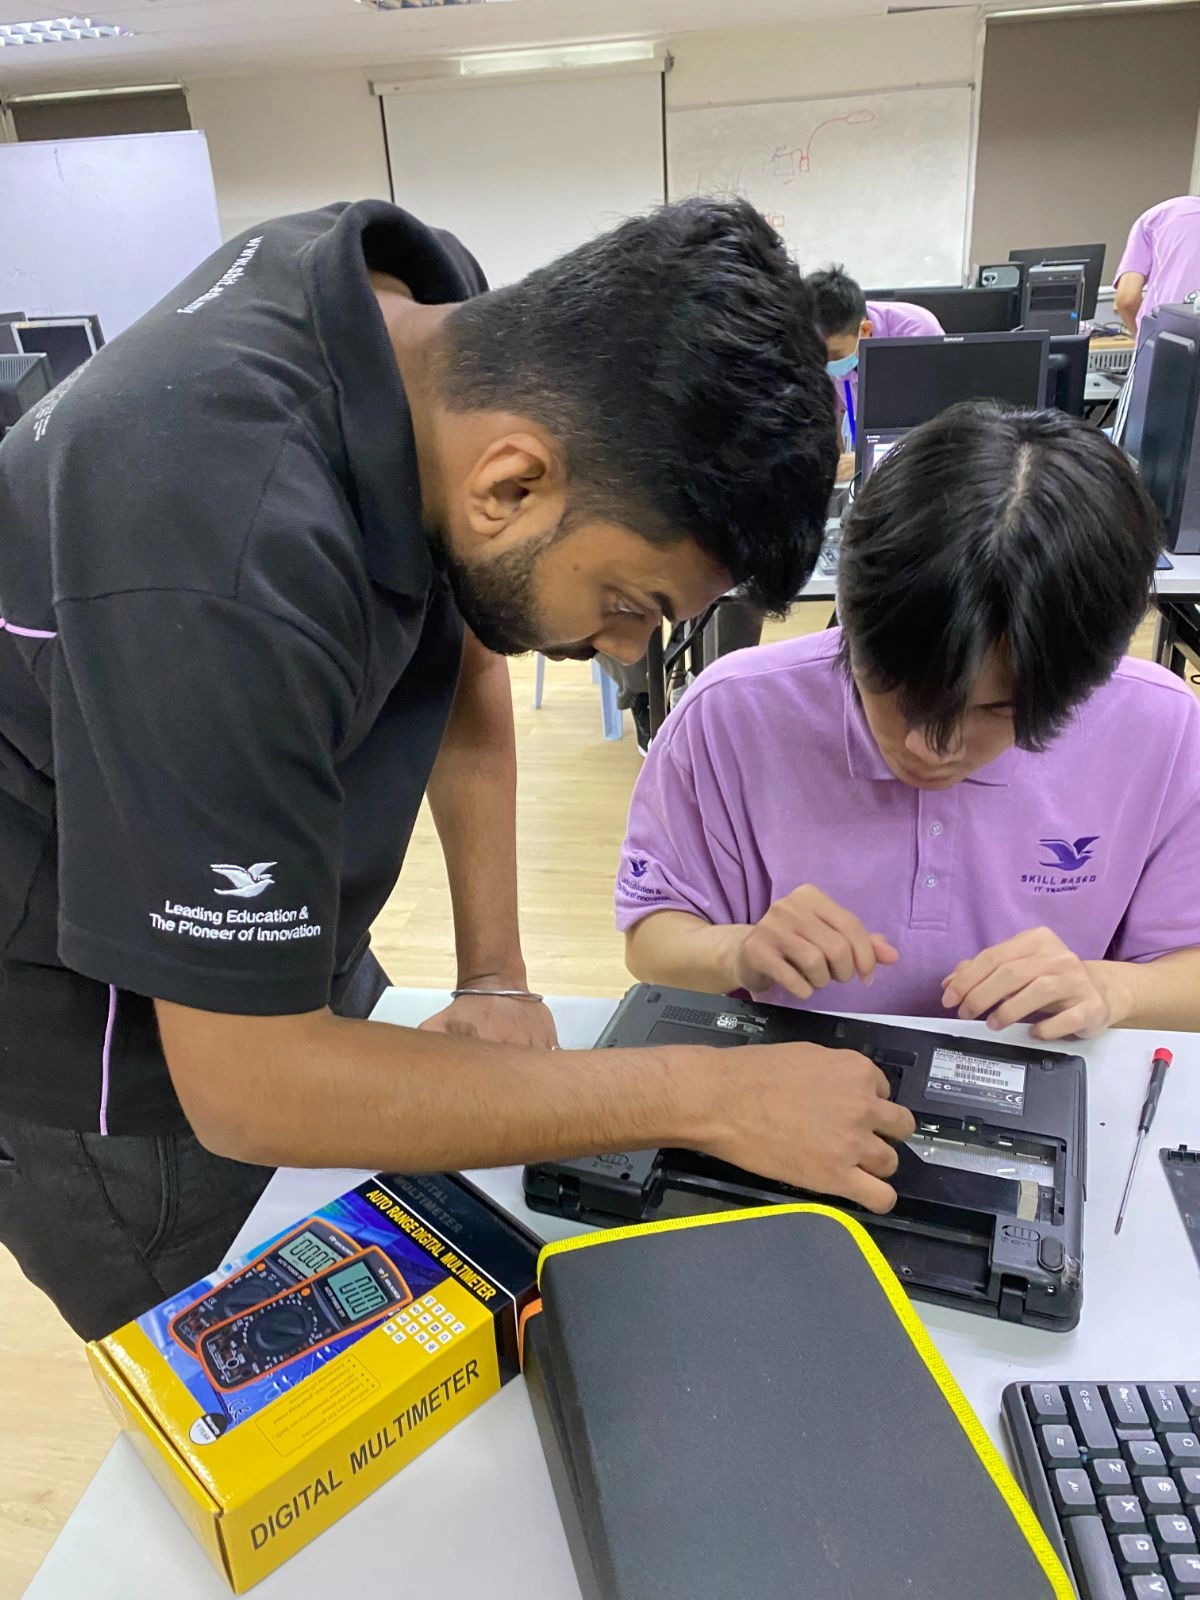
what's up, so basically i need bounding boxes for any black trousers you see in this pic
[0,952,390,1341]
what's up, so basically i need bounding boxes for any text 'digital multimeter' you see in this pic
[198,1248,413,1391]
[169,1218,362,1354]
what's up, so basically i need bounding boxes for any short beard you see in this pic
[427,525,558,657]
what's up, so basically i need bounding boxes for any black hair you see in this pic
[837,403,1161,752]
[439,199,837,613]
[805,265,868,340]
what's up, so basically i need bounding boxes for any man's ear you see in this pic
[860,318,874,339]
[462,432,565,546]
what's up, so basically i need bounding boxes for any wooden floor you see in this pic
[0,606,1175,1591]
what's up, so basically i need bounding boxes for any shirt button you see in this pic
[930,822,944,837]
[924,875,938,888]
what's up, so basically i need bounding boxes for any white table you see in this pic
[27,990,1200,1598]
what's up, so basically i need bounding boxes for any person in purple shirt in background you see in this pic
[618,403,1200,1042]
[806,264,945,483]
[1114,194,1200,335]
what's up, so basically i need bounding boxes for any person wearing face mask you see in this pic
[806,265,945,483]
[618,402,1200,1042]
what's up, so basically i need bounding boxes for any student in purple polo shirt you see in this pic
[1114,194,1200,335]
[618,403,1200,1042]
[806,265,945,482]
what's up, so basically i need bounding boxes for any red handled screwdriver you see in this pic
[1114,1047,1173,1235]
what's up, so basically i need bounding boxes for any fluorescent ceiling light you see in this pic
[458,39,659,76]
[0,15,131,46]
[357,1,511,11]
[989,0,1191,14]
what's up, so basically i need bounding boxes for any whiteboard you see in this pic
[668,86,974,288]
[382,72,665,287]
[0,131,222,338]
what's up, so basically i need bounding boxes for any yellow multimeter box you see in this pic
[88,1172,540,1592]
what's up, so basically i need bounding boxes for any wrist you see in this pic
[662,1045,730,1152]
[456,960,529,992]
[712,925,755,993]
[1086,960,1134,1027]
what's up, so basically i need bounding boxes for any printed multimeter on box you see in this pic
[199,1247,413,1391]
[170,1217,361,1353]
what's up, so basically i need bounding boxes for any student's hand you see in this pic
[942,927,1127,1040]
[705,1044,916,1212]
[730,886,898,1002]
[835,450,856,484]
[420,992,560,1049]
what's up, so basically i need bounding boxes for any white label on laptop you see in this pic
[926,1049,1026,1114]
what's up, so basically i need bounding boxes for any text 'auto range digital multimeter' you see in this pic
[199,1247,414,1392]
[169,1218,363,1354]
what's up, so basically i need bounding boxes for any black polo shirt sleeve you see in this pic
[53,588,358,1015]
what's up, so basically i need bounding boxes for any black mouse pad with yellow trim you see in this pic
[523,1205,1072,1600]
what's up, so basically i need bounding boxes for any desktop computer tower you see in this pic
[1124,302,1200,554]
[1020,264,1085,336]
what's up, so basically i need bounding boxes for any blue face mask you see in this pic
[826,350,859,379]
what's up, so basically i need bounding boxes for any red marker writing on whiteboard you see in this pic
[1114,1047,1173,1235]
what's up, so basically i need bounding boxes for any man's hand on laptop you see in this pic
[731,885,898,1002]
[703,1045,916,1213]
[941,926,1121,1040]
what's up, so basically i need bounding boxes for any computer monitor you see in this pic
[12,315,103,386]
[856,331,1050,481]
[1046,333,1090,417]
[0,314,25,356]
[863,285,1019,335]
[1008,245,1106,322]
[1122,302,1200,553]
[0,353,53,437]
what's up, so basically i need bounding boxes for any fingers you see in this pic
[746,947,815,1004]
[772,888,891,987]
[943,928,1061,1007]
[985,974,1082,1031]
[872,935,900,966]
[839,1168,900,1214]
[951,957,1047,1021]
[874,1098,917,1140]
[859,1135,901,1180]
[1031,1003,1108,1042]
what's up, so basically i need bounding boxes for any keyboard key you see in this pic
[1117,1531,1163,1574]
[1103,1494,1147,1532]
[1167,1435,1200,1470]
[1119,1428,1157,1443]
[1141,1476,1183,1510]
[1147,1386,1189,1428]
[1108,1383,1151,1428]
[1169,1552,1200,1593]
[1052,1468,1095,1514]
[1185,1385,1200,1421]
[1153,1513,1197,1551]
[1028,1383,1068,1425]
[1182,1470,1200,1505]
[1130,1576,1169,1599]
[1128,1440,1169,1475]
[1041,1423,1081,1465]
[1093,1458,1133,1491]
[1064,1515,1126,1599]
[1068,1384,1119,1455]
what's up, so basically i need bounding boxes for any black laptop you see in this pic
[524,985,1087,1330]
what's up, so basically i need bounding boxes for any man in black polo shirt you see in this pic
[0,198,914,1339]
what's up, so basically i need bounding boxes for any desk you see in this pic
[27,990,1200,1599]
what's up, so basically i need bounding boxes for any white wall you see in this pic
[667,10,980,109]
[184,14,981,242]
[185,68,391,240]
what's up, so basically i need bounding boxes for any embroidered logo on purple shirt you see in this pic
[628,858,649,878]
[1037,836,1099,872]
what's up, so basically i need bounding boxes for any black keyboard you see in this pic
[1004,1382,1200,1598]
